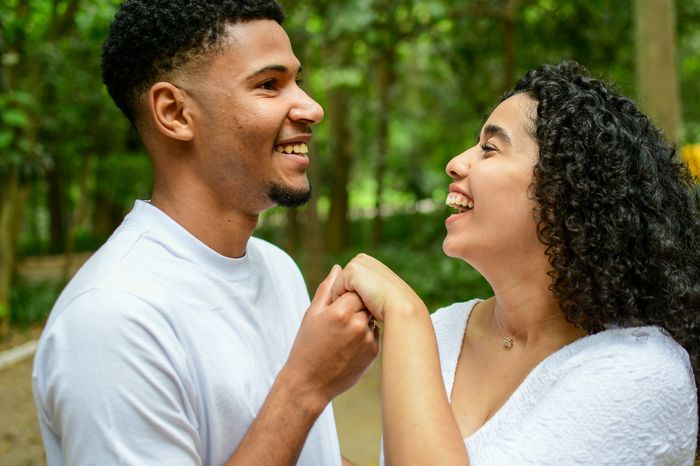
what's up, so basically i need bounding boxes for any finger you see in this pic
[330,266,355,303]
[309,264,342,311]
[332,290,364,312]
[355,309,375,330]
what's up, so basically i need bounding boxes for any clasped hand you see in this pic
[330,253,427,323]
[284,254,426,407]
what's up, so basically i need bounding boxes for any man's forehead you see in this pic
[218,21,300,73]
[222,20,290,50]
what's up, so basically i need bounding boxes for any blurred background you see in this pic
[0,0,699,464]
[0,0,700,341]
[1,0,700,335]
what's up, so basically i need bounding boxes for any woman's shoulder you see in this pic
[524,326,698,457]
[430,299,482,354]
[570,326,692,375]
[551,325,696,410]
[431,299,481,330]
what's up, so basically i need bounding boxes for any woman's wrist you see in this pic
[383,297,429,323]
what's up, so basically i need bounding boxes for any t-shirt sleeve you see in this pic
[33,288,202,466]
[471,333,698,465]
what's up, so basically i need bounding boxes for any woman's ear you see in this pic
[148,82,195,141]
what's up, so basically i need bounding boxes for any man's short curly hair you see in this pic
[505,60,700,394]
[101,0,285,124]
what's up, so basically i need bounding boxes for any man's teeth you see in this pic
[275,143,309,154]
[445,192,474,211]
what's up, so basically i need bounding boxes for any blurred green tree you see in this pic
[3,0,700,331]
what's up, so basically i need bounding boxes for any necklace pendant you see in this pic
[502,337,513,349]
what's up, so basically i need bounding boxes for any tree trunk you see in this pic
[46,157,67,254]
[92,158,128,239]
[500,0,519,93]
[371,50,395,247]
[0,171,18,336]
[635,0,681,145]
[325,88,353,255]
[0,168,22,337]
[64,154,92,280]
[285,208,300,256]
[302,140,326,291]
[0,0,29,337]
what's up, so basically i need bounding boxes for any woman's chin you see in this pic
[442,239,464,259]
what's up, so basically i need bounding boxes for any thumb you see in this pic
[308,264,342,312]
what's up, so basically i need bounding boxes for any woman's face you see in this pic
[443,93,544,270]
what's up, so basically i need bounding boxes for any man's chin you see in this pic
[268,183,312,208]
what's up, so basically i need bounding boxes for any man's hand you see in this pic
[226,265,378,466]
[282,265,379,410]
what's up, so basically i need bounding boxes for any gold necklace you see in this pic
[494,310,563,349]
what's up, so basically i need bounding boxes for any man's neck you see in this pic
[150,191,258,259]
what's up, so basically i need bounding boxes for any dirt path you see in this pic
[334,359,382,466]
[0,354,381,466]
[0,357,44,466]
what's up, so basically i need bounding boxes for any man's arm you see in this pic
[225,265,378,466]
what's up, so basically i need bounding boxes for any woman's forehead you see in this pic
[481,94,537,140]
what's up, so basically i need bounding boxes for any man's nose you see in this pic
[289,89,324,125]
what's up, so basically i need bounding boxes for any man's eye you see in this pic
[295,78,304,87]
[260,80,277,91]
[480,143,496,153]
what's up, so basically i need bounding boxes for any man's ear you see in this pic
[148,82,195,141]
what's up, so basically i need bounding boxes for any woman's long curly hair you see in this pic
[505,61,700,398]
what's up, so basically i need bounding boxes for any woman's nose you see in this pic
[445,148,473,179]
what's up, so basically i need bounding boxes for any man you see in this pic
[32,1,378,465]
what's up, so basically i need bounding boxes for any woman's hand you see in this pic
[332,255,468,466]
[330,253,427,322]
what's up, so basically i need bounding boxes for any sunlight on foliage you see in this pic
[681,144,700,179]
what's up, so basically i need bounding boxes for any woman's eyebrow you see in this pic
[482,124,512,145]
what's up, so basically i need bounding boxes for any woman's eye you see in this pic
[295,78,304,87]
[480,143,496,154]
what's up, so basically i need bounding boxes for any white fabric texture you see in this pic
[432,299,698,465]
[32,200,342,466]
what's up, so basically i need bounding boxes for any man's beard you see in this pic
[268,183,312,207]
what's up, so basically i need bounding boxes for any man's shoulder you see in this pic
[248,236,301,271]
[46,213,177,329]
[249,236,292,258]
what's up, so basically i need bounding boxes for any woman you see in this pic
[332,61,699,464]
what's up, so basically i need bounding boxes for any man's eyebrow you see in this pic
[245,64,302,80]
[482,124,512,145]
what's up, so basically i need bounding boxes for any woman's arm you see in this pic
[332,254,469,466]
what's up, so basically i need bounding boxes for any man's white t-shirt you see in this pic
[32,200,342,466]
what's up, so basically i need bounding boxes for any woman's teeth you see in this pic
[445,192,474,212]
[275,143,309,154]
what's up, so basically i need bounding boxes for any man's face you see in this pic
[179,20,324,213]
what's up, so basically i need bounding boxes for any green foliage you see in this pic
[4,0,700,332]
[259,209,492,311]
[345,210,493,310]
[0,91,45,175]
[9,280,63,329]
[94,150,153,210]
